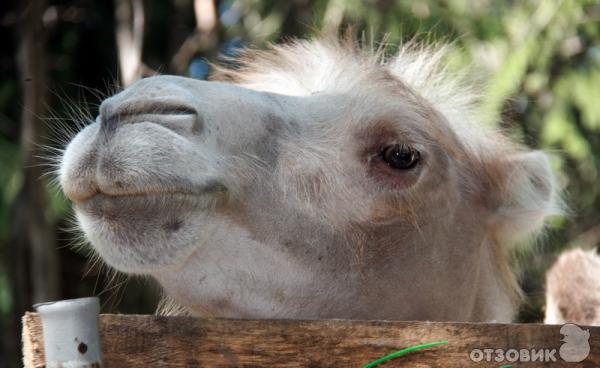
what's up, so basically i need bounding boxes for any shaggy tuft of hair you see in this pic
[213,35,489,158]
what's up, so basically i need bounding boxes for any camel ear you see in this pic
[490,151,561,244]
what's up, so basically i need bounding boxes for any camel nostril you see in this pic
[99,101,202,135]
[147,105,197,116]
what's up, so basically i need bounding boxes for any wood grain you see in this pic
[22,313,600,367]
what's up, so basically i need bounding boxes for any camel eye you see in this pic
[380,144,420,170]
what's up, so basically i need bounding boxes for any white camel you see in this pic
[545,248,600,326]
[59,36,561,322]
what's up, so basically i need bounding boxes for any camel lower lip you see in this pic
[72,188,216,273]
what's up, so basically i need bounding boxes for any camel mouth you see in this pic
[72,178,228,223]
[74,191,216,233]
[77,189,199,201]
[74,184,225,207]
[66,187,199,204]
[66,177,228,204]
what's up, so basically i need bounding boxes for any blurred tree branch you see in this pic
[115,0,145,87]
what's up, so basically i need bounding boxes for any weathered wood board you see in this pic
[22,313,599,367]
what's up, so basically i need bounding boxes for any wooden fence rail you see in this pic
[22,313,599,367]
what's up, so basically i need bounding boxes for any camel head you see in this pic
[59,37,560,322]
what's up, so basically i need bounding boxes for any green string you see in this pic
[363,340,449,368]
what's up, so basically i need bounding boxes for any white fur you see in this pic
[60,37,561,322]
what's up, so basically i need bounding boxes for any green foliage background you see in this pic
[0,0,599,365]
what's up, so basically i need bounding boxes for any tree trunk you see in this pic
[115,0,145,87]
[8,0,59,365]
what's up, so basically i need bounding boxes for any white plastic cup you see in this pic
[34,297,103,368]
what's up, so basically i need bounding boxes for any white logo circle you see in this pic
[559,323,591,363]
